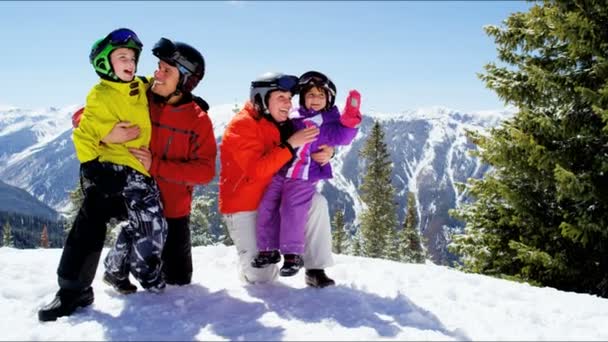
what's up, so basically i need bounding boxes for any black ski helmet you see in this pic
[152,38,205,94]
[250,72,299,115]
[298,70,337,111]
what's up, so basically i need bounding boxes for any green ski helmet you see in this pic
[89,28,143,82]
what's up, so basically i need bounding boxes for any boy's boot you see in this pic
[103,272,137,295]
[144,279,166,294]
[280,254,304,277]
[305,269,336,288]
[251,250,281,268]
[38,287,94,322]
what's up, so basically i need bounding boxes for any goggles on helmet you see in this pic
[107,28,143,48]
[252,75,299,93]
[90,28,142,64]
[89,28,143,82]
[299,72,336,97]
[153,38,198,75]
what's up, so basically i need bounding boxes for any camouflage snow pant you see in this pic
[103,167,168,289]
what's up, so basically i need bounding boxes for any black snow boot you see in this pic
[305,269,336,288]
[143,278,166,294]
[251,250,281,268]
[280,254,304,277]
[103,272,137,295]
[38,287,94,322]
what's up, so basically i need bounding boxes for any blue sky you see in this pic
[0,1,530,113]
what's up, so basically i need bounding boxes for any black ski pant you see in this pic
[57,160,128,291]
[161,216,193,285]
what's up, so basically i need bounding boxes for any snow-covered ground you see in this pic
[1,246,607,341]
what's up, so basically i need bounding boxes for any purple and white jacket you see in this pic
[278,106,358,182]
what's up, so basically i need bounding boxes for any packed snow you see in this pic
[1,246,607,341]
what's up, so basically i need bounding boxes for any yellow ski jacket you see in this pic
[73,77,152,176]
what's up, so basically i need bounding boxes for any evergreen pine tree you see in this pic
[63,183,84,233]
[351,228,363,257]
[449,0,608,297]
[358,121,399,259]
[40,224,49,248]
[385,225,400,261]
[399,192,426,263]
[192,190,231,246]
[3,221,14,247]
[210,193,231,246]
[190,194,214,246]
[331,207,347,254]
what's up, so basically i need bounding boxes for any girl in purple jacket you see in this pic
[252,71,362,276]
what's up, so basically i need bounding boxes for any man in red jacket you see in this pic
[38,38,215,322]
[107,37,216,286]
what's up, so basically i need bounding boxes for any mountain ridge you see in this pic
[0,104,513,262]
[0,179,58,220]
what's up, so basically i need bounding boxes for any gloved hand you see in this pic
[340,90,362,128]
[72,107,84,128]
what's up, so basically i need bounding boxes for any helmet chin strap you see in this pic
[253,97,270,119]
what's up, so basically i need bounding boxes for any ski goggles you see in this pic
[107,28,143,48]
[251,75,299,93]
[152,38,198,74]
[298,72,336,96]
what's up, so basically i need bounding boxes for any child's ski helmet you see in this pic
[89,28,143,82]
[298,71,337,111]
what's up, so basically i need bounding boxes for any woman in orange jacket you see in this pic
[219,72,336,288]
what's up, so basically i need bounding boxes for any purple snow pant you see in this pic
[256,174,317,255]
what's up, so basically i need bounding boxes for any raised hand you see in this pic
[340,90,362,128]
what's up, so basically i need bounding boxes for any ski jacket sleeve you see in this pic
[226,116,293,182]
[320,106,358,147]
[73,88,119,163]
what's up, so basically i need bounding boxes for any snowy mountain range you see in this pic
[0,104,513,263]
[0,179,57,220]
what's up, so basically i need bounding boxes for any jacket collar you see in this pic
[242,101,292,137]
[242,101,260,120]
[100,78,144,97]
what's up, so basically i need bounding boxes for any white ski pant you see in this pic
[223,192,334,284]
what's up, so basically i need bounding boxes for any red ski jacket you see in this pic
[149,93,217,218]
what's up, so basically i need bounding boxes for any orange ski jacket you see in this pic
[218,101,293,214]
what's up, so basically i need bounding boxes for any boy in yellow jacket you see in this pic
[75,27,168,294]
[39,27,167,322]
